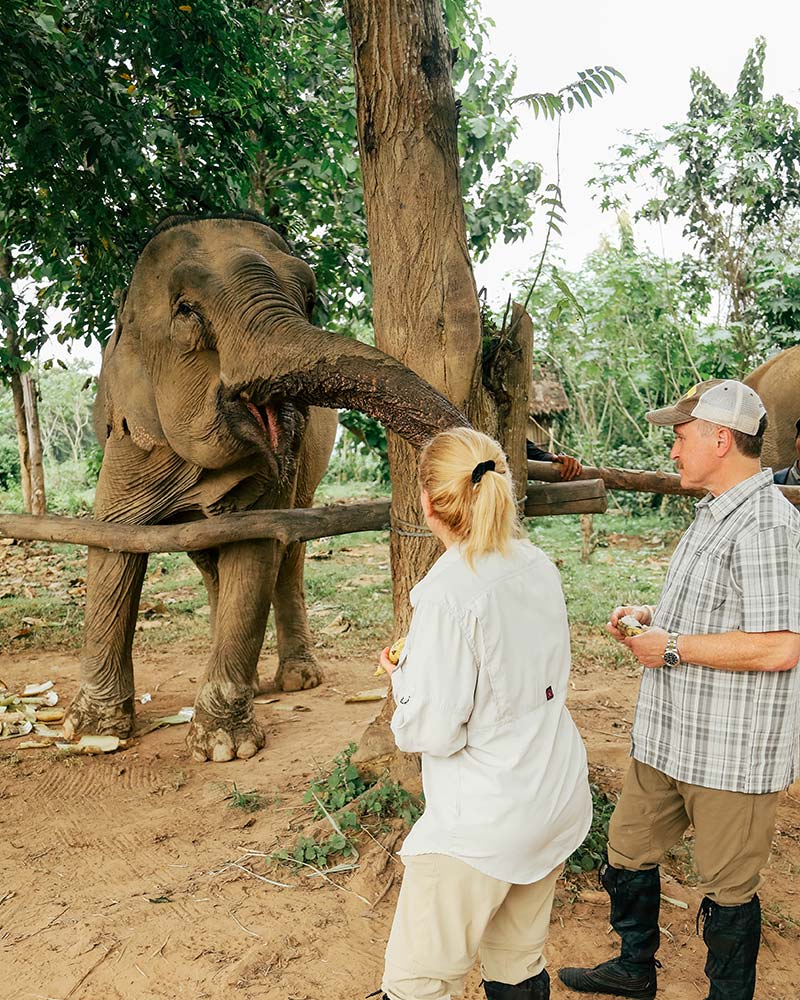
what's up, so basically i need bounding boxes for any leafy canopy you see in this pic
[590,37,800,370]
[0,0,545,380]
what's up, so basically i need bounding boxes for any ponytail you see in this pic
[418,428,522,566]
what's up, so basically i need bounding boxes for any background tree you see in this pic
[0,0,545,511]
[591,37,800,373]
[515,220,712,497]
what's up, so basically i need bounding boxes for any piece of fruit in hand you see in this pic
[617,614,648,637]
[375,636,407,676]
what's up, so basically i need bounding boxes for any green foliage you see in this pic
[590,38,800,370]
[304,741,371,815]
[565,783,616,873]
[336,411,390,483]
[515,66,626,120]
[85,442,103,485]
[0,434,20,488]
[454,6,543,259]
[0,0,549,380]
[274,742,423,869]
[226,783,265,813]
[283,832,354,868]
[516,224,714,472]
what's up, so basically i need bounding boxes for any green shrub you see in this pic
[0,435,20,489]
[566,783,617,873]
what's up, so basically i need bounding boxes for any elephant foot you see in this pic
[62,688,135,740]
[273,655,324,692]
[187,682,266,762]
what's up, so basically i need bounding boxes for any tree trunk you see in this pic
[344,0,536,771]
[344,0,492,634]
[9,372,33,513]
[21,373,46,515]
[1,249,35,514]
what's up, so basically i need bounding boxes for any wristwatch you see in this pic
[663,632,681,667]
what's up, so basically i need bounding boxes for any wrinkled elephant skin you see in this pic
[69,213,468,761]
[745,345,800,471]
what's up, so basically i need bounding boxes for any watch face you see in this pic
[664,649,680,666]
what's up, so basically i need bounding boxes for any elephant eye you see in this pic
[176,300,194,317]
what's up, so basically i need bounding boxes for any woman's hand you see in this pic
[377,646,397,676]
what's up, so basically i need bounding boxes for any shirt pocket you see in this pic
[678,548,738,629]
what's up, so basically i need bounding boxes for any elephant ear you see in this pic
[95,307,167,452]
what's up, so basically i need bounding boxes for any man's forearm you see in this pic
[677,630,800,673]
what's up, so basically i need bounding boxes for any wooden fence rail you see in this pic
[0,480,607,554]
[528,461,800,508]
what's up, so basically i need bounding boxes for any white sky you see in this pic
[474,0,800,305]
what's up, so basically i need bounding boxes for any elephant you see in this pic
[744,344,800,471]
[61,212,467,762]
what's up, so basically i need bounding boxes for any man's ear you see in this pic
[717,426,735,457]
[95,314,166,452]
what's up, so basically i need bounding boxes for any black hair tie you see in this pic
[471,459,496,485]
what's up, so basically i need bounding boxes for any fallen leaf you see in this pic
[18,740,53,750]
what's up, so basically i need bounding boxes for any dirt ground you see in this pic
[1,640,799,999]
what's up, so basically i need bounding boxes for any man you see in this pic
[772,416,800,485]
[559,379,800,1000]
[526,439,582,480]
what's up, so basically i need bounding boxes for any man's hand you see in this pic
[607,605,653,640]
[553,454,582,480]
[624,626,670,668]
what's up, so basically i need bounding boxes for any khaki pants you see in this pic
[608,758,780,906]
[382,854,560,1000]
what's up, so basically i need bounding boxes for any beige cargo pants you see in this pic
[608,758,780,905]
[382,853,561,1000]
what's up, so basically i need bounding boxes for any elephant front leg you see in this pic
[187,539,280,762]
[63,547,148,740]
[271,538,324,692]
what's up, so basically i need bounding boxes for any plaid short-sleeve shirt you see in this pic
[632,470,800,794]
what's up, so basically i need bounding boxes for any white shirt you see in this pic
[391,539,592,884]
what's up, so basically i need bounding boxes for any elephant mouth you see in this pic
[227,386,307,463]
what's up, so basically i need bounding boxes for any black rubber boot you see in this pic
[558,862,660,999]
[698,895,761,1000]
[483,967,550,998]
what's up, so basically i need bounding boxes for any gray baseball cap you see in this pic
[646,379,766,436]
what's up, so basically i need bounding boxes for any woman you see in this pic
[375,428,592,1000]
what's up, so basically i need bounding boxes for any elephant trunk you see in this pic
[219,313,469,448]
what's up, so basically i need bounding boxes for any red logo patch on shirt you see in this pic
[545,686,554,701]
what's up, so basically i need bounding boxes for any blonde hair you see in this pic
[419,427,523,566]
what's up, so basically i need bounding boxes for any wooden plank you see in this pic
[524,478,607,518]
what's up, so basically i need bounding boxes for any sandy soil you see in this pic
[1,642,798,1000]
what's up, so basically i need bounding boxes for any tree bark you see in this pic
[9,371,33,512]
[21,373,46,515]
[344,0,492,635]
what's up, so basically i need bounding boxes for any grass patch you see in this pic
[226,783,265,813]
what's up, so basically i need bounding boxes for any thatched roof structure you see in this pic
[529,376,569,420]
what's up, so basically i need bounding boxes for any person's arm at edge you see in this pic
[623,626,800,672]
